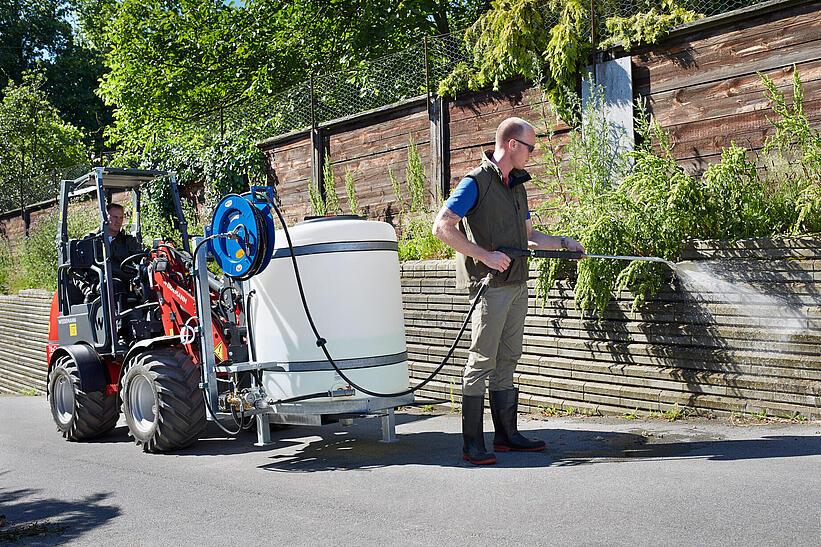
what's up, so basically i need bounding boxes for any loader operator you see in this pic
[432,117,584,466]
[105,203,143,283]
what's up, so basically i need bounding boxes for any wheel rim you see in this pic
[128,375,157,434]
[53,374,75,426]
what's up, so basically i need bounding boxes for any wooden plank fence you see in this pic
[257,0,821,222]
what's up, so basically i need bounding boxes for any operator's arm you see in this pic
[432,206,511,272]
[526,220,585,253]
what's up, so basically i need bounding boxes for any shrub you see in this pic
[344,169,359,216]
[13,205,99,292]
[398,213,452,261]
[394,136,453,261]
[533,69,821,315]
[0,240,13,294]
[323,156,342,214]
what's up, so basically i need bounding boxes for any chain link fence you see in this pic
[0,163,92,215]
[217,0,770,140]
[598,0,762,19]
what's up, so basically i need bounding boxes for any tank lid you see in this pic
[301,215,364,224]
[276,217,397,248]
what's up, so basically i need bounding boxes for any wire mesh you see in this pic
[598,0,765,20]
[215,0,772,140]
[594,0,764,32]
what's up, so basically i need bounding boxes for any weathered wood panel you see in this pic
[447,80,565,208]
[265,136,313,224]
[328,104,431,220]
[633,0,821,172]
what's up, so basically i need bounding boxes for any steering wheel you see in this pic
[120,251,149,276]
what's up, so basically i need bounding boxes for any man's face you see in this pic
[509,128,536,170]
[108,207,124,233]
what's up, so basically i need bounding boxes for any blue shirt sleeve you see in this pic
[444,176,532,219]
[444,177,478,218]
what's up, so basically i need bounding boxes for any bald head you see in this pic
[495,117,535,149]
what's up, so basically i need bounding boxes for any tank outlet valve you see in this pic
[330,387,356,398]
[242,388,268,409]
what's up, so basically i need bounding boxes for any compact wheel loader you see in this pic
[46,168,238,452]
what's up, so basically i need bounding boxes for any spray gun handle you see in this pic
[497,246,532,259]
[498,247,585,261]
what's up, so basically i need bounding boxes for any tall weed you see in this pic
[395,136,452,260]
[533,69,820,315]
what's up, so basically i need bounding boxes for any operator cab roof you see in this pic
[71,167,169,191]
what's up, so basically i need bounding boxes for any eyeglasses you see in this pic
[512,138,535,153]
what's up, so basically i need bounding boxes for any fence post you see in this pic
[590,0,599,84]
[423,36,431,117]
[429,96,449,204]
[309,74,324,201]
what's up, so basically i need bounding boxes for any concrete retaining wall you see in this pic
[0,290,52,395]
[402,237,821,419]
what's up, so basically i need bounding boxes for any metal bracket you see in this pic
[380,408,397,443]
[254,412,274,446]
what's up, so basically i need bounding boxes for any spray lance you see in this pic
[497,247,677,270]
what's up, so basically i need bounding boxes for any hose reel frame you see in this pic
[207,187,277,280]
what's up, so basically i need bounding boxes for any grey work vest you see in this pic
[455,152,530,289]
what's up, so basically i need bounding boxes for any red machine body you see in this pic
[46,240,231,393]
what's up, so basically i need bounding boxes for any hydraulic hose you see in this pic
[265,197,490,398]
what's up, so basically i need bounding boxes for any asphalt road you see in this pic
[1,395,819,546]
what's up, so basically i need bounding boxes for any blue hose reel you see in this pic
[208,187,277,279]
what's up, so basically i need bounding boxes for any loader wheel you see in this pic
[48,355,119,441]
[121,347,205,453]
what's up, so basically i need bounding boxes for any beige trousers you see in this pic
[462,282,528,397]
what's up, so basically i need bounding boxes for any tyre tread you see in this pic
[122,347,205,453]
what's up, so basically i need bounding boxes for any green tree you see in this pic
[87,0,488,224]
[0,0,70,90]
[0,1,112,150]
[0,71,87,213]
[92,0,489,149]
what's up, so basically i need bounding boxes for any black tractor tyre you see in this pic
[121,347,206,453]
[48,355,119,441]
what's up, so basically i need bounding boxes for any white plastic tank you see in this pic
[248,216,409,403]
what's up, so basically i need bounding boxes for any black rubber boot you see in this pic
[461,395,496,465]
[489,389,545,452]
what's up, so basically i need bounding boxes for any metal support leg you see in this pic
[380,408,397,443]
[254,412,274,446]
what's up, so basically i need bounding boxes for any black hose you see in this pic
[266,197,489,398]
[202,390,243,436]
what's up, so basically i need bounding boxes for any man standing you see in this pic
[432,117,584,465]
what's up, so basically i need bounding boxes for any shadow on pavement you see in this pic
[84,413,441,458]
[0,484,120,544]
[74,413,821,468]
[251,418,821,472]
